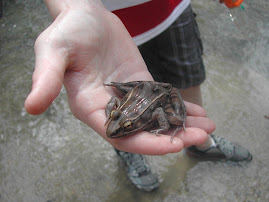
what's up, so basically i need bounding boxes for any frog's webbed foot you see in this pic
[170,121,186,142]
[149,129,164,136]
[183,122,186,132]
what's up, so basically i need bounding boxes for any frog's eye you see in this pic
[110,110,121,120]
[123,120,132,129]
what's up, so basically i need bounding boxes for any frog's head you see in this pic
[106,109,143,138]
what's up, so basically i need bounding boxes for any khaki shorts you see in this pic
[138,5,205,89]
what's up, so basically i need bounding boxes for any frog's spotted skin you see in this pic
[104,81,186,140]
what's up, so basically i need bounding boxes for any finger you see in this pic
[108,117,215,154]
[110,128,209,155]
[25,28,68,115]
[87,109,214,155]
[110,132,185,155]
[86,110,183,155]
[185,116,216,134]
[184,101,207,117]
[175,128,209,148]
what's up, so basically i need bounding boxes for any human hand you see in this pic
[25,1,215,155]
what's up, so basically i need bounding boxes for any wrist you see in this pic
[44,0,104,19]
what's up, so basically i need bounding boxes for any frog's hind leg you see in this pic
[166,88,187,130]
[164,102,186,131]
[105,81,143,94]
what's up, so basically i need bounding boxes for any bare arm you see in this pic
[25,0,215,155]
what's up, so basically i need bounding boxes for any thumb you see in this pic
[25,31,68,115]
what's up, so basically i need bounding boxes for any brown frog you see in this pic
[104,81,186,142]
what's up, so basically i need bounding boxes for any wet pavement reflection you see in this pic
[0,0,268,201]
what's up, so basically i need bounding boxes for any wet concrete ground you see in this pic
[0,0,268,201]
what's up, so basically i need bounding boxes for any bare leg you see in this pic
[179,85,203,106]
[179,86,215,150]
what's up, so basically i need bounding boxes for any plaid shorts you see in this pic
[138,5,205,89]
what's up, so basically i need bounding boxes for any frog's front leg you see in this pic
[150,107,170,135]
[104,96,121,125]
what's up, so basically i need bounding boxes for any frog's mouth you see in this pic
[107,126,143,138]
[106,121,152,139]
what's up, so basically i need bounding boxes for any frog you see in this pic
[104,81,186,142]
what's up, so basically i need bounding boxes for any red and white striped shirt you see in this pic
[102,0,190,45]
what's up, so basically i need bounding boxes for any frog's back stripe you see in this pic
[120,83,170,121]
[125,92,169,121]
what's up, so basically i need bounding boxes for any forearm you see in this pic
[44,0,104,19]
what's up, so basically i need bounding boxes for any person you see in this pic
[24,0,252,192]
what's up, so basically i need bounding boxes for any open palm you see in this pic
[25,6,215,155]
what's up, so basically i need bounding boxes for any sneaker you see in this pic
[186,134,252,162]
[115,149,160,192]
